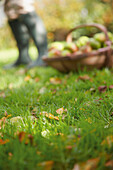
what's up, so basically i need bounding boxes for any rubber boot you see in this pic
[4,19,32,69]
[19,12,48,69]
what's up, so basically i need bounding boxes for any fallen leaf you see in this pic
[83,158,100,170]
[0,91,6,98]
[109,85,113,89]
[0,138,9,145]
[56,107,64,115]
[105,160,113,167]
[34,77,40,82]
[72,164,80,170]
[18,131,26,142]
[24,75,31,81]
[50,77,62,84]
[40,112,59,120]
[77,75,91,81]
[98,85,107,93]
[89,88,96,93]
[17,131,33,145]
[37,161,54,170]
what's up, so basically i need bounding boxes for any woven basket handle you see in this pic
[66,23,111,47]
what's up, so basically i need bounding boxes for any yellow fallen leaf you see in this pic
[50,77,62,85]
[40,112,59,120]
[56,107,64,115]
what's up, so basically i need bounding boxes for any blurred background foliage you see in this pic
[0,0,113,49]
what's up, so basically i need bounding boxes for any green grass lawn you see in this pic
[0,48,113,170]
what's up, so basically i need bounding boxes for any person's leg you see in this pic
[20,12,48,68]
[4,19,32,69]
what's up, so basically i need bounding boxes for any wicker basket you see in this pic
[43,23,113,73]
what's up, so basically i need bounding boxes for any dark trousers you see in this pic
[8,11,47,64]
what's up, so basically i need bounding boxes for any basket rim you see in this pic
[43,46,113,62]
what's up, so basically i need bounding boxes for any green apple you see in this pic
[61,49,71,56]
[94,33,106,43]
[64,42,78,52]
[89,38,101,49]
[49,41,64,51]
[76,36,89,48]
[48,49,61,58]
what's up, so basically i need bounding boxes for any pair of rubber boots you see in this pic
[4,12,48,69]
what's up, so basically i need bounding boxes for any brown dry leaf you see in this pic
[101,135,113,147]
[83,158,100,170]
[18,131,26,142]
[50,77,62,84]
[105,160,113,167]
[75,158,99,170]
[0,138,9,145]
[40,112,59,120]
[24,75,31,81]
[17,131,33,145]
[98,85,107,93]
[37,161,54,170]
[77,75,91,81]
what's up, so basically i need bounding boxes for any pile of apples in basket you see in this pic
[48,32,113,58]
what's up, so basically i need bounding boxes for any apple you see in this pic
[48,48,61,58]
[64,42,78,52]
[88,38,101,49]
[61,49,71,56]
[80,45,92,53]
[49,41,64,51]
[76,36,89,48]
